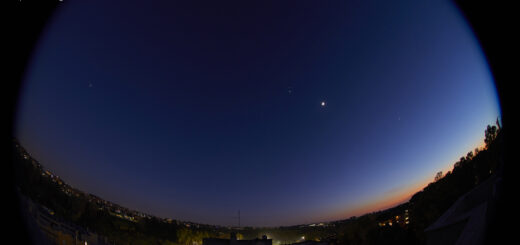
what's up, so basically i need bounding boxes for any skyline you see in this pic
[13,133,491,228]
[15,0,500,226]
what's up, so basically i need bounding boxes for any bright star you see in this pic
[321,101,326,107]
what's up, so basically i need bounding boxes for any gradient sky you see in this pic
[15,0,500,227]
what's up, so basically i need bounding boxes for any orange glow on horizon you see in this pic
[355,178,430,215]
[330,135,488,222]
[309,169,434,223]
[327,178,430,221]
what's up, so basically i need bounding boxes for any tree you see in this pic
[454,160,461,169]
[177,228,194,245]
[466,151,474,160]
[434,171,443,182]
[177,228,210,245]
[484,125,497,148]
[454,156,467,169]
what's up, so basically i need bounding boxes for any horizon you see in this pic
[13,127,494,227]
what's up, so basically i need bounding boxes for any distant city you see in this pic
[12,122,503,245]
[13,140,342,245]
[15,140,418,231]
[15,141,229,229]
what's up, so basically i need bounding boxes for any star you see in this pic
[321,101,326,107]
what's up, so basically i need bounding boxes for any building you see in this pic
[203,233,272,245]
[377,209,410,227]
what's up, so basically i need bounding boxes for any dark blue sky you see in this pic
[16,0,500,226]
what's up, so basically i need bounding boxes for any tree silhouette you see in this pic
[434,171,443,182]
[11,121,504,245]
[466,151,474,160]
[484,125,498,148]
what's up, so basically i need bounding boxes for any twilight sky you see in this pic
[15,0,500,227]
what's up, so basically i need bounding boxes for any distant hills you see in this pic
[11,122,503,244]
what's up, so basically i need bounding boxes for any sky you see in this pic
[15,0,500,227]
